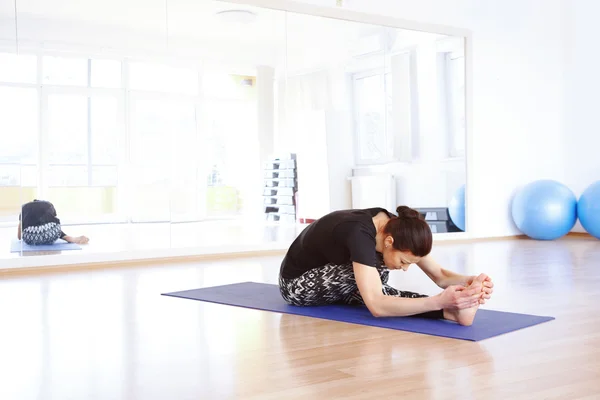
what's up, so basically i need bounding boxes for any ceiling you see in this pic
[0,0,450,70]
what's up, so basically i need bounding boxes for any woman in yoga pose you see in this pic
[17,199,89,246]
[279,206,493,326]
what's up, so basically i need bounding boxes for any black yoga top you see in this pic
[19,200,66,238]
[280,207,394,279]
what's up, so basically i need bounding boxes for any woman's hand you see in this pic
[435,285,482,310]
[466,274,494,304]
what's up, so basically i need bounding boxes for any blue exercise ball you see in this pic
[578,181,600,239]
[511,180,577,240]
[448,184,466,231]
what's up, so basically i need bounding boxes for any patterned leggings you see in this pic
[22,222,63,245]
[279,263,444,319]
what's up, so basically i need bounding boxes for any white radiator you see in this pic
[349,174,397,212]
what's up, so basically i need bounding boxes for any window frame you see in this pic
[0,46,257,226]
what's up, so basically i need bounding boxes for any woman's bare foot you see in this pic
[64,235,89,245]
[74,235,89,244]
[443,273,487,326]
[444,303,479,326]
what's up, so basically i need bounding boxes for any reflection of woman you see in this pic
[17,200,89,245]
[279,206,493,326]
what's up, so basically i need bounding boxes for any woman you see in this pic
[17,199,89,246]
[279,206,493,326]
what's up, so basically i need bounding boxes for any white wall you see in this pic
[291,0,568,238]
[564,0,600,232]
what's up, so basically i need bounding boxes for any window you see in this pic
[0,86,39,221]
[0,53,37,84]
[0,87,38,166]
[91,96,120,165]
[47,94,88,165]
[91,59,122,89]
[129,62,199,95]
[47,166,88,187]
[0,86,39,220]
[202,98,258,217]
[43,56,88,86]
[0,165,37,187]
[46,94,120,186]
[129,97,198,222]
[44,93,120,221]
[0,50,260,225]
[353,71,393,164]
[129,97,176,173]
[0,86,39,206]
[92,166,118,187]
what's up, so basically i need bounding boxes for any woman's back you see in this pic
[280,207,391,279]
[20,200,60,229]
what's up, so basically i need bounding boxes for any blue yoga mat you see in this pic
[163,282,555,341]
[10,239,82,252]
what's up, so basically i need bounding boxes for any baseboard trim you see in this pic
[434,234,522,244]
[432,231,597,244]
[566,231,596,239]
[0,248,288,277]
[481,232,595,240]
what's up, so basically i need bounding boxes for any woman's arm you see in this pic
[417,255,494,303]
[353,262,481,317]
[417,255,471,288]
[17,221,21,240]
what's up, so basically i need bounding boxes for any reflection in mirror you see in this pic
[0,0,25,255]
[279,13,389,221]
[165,0,286,248]
[0,0,290,263]
[0,0,16,50]
[382,29,467,234]
[1,0,170,260]
[279,11,467,234]
[0,0,468,267]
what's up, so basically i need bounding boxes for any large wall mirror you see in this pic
[0,0,468,268]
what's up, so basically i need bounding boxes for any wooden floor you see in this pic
[1,237,600,399]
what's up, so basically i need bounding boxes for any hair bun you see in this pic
[396,205,422,220]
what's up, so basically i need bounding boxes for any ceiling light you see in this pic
[215,10,257,24]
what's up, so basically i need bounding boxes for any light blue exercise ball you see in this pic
[511,180,577,240]
[577,180,600,239]
[448,184,466,231]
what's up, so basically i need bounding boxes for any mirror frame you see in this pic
[0,0,473,271]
